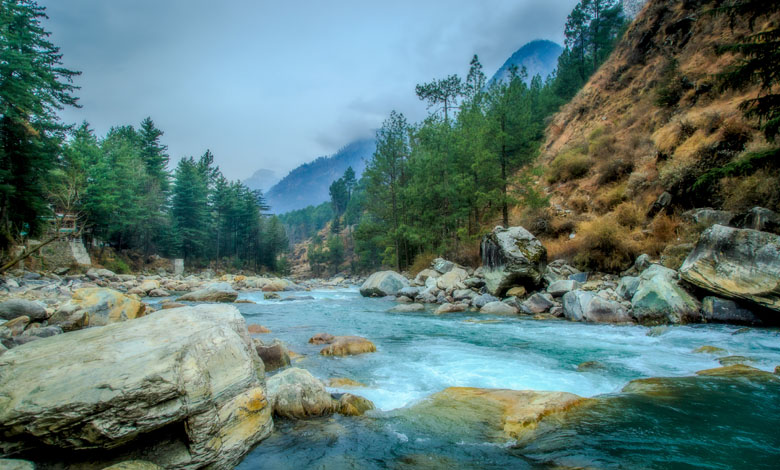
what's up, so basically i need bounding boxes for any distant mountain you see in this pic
[265,138,376,214]
[243,168,278,193]
[490,39,563,85]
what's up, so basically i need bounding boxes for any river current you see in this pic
[222,288,780,469]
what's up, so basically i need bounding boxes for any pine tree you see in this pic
[0,0,80,248]
[715,0,780,141]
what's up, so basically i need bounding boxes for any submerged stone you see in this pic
[695,364,779,380]
[319,336,376,356]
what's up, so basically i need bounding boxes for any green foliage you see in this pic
[0,0,80,248]
[713,0,780,142]
[279,202,334,245]
[547,147,593,183]
[655,58,690,108]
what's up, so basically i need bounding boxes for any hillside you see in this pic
[527,0,779,271]
[489,39,562,85]
[265,138,376,214]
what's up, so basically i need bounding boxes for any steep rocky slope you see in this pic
[528,0,779,271]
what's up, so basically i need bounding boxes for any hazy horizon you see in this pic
[39,0,577,181]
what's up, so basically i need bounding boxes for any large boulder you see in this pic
[0,299,47,322]
[178,282,238,302]
[0,305,272,469]
[254,338,291,372]
[631,265,700,325]
[49,288,145,330]
[359,271,409,297]
[266,368,336,419]
[563,290,631,323]
[733,207,780,234]
[480,226,546,297]
[680,225,780,313]
[480,301,518,315]
[436,267,469,292]
[409,387,586,442]
[701,297,761,325]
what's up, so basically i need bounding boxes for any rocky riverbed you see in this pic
[1,215,779,469]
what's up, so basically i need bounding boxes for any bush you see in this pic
[573,215,638,273]
[721,169,780,212]
[654,58,691,108]
[104,258,131,274]
[596,158,634,185]
[614,202,644,228]
[547,148,594,183]
[593,183,627,213]
[409,252,437,276]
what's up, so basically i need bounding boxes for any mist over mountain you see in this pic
[243,168,278,193]
[489,39,563,85]
[265,138,376,214]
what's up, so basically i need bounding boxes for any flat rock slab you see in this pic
[0,305,271,469]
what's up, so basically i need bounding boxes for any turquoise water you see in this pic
[221,288,780,469]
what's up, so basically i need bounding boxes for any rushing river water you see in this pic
[216,288,780,469]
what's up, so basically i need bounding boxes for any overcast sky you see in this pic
[39,0,578,181]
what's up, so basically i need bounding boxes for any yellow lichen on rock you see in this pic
[695,364,779,380]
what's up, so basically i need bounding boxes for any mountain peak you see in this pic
[490,39,563,85]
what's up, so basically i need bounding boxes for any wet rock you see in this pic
[480,301,518,315]
[248,324,271,334]
[546,280,580,297]
[576,361,606,372]
[102,461,163,470]
[264,292,281,300]
[695,364,779,380]
[255,338,291,372]
[702,297,761,325]
[319,336,376,356]
[0,299,47,322]
[0,305,272,468]
[520,293,554,314]
[336,393,375,416]
[631,265,700,325]
[178,282,238,302]
[680,225,780,312]
[434,303,467,315]
[266,368,336,419]
[693,345,727,355]
[359,271,409,297]
[733,207,780,235]
[472,294,499,309]
[280,295,315,302]
[563,291,631,323]
[718,355,755,366]
[480,226,546,297]
[328,377,366,388]
[411,387,586,442]
[389,303,425,313]
[309,333,336,344]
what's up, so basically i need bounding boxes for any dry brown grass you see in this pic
[547,147,593,183]
[721,169,780,212]
[593,182,627,214]
[409,252,437,276]
[614,201,645,228]
[572,214,638,272]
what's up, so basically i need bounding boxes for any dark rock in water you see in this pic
[264,292,281,300]
[733,207,780,235]
[359,271,409,297]
[680,225,780,313]
[309,333,336,344]
[266,368,336,419]
[0,299,47,322]
[577,360,606,372]
[254,339,291,372]
[280,295,315,302]
[336,393,375,416]
[480,226,546,297]
[702,297,761,325]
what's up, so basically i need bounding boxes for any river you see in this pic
[221,288,780,469]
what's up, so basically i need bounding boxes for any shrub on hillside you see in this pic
[409,252,437,276]
[614,201,644,228]
[596,158,634,185]
[573,214,638,273]
[547,148,594,183]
